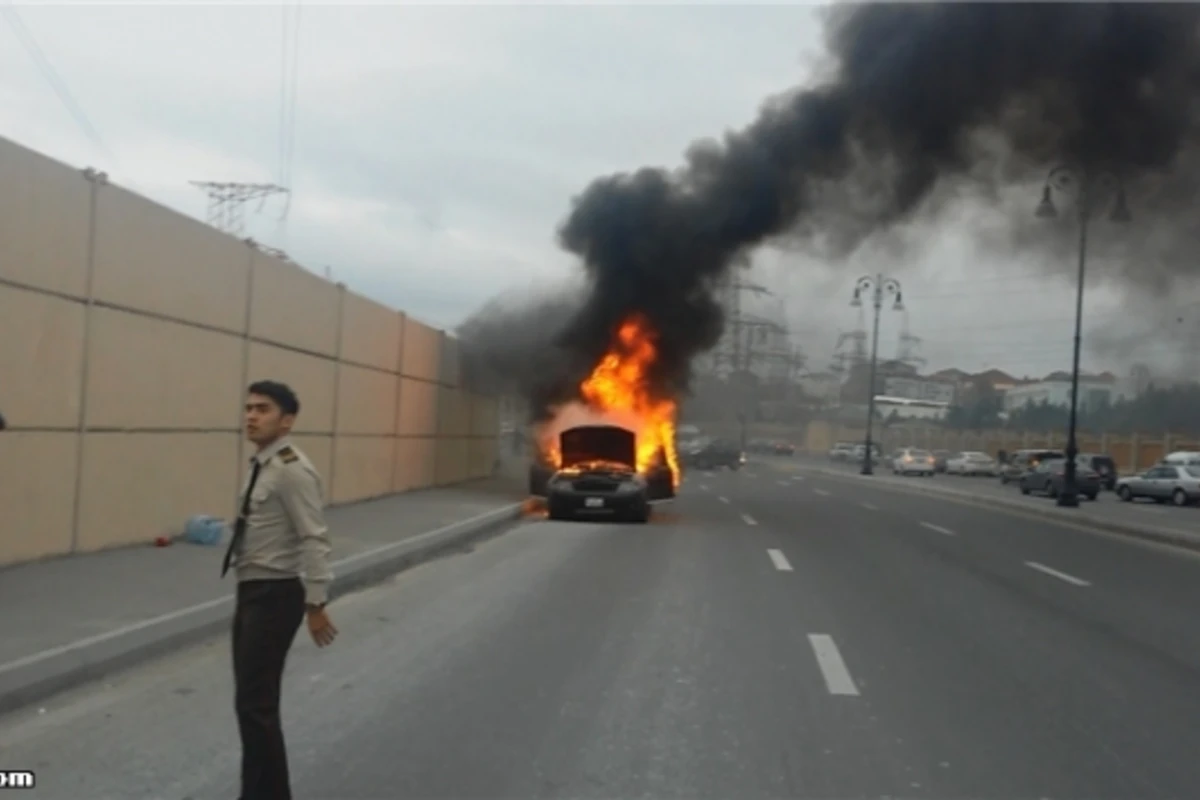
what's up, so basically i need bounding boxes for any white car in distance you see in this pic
[945,451,999,476]
[891,447,936,476]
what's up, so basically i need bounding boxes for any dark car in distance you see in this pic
[1019,457,1100,501]
[528,424,675,523]
[683,437,744,470]
[1078,452,1118,491]
[999,449,1065,484]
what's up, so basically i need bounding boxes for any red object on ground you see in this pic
[153,536,171,547]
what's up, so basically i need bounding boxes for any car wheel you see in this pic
[1118,485,1133,502]
[1085,492,1098,501]
[1020,486,1030,495]
[1173,488,1188,507]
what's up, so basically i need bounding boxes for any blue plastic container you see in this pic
[183,515,225,546]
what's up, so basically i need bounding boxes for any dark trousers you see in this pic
[232,577,305,800]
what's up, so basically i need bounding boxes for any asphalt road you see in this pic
[4,463,1200,799]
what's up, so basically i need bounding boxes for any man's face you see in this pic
[245,393,293,445]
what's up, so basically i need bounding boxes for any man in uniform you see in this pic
[222,379,338,800]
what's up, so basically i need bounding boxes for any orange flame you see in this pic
[537,314,680,485]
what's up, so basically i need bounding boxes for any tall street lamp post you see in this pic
[1035,165,1131,507]
[851,274,904,475]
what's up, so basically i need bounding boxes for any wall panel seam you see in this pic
[390,315,407,494]
[328,284,346,501]
[0,276,82,304]
[335,357,404,376]
[234,244,256,510]
[68,174,100,555]
[84,427,244,434]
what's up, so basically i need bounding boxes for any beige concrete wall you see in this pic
[0,136,500,566]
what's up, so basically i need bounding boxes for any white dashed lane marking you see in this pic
[812,488,831,497]
[767,548,792,571]
[741,513,758,526]
[1026,561,1091,587]
[808,634,860,696]
[920,522,955,536]
[860,502,877,511]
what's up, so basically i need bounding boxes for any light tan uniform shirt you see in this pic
[233,436,334,606]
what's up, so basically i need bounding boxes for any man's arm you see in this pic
[279,464,334,606]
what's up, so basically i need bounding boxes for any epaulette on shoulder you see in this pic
[278,446,300,464]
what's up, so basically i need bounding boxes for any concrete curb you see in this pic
[797,465,1200,555]
[0,502,526,716]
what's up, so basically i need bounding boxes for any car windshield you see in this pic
[1183,467,1200,479]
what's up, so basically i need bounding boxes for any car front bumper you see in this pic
[546,486,648,517]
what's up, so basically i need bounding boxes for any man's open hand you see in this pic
[306,607,338,647]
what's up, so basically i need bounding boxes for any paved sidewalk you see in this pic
[761,456,1200,552]
[0,474,531,714]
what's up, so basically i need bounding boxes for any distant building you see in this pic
[874,395,950,422]
[872,360,957,404]
[883,374,956,405]
[798,371,842,404]
[1002,371,1136,413]
[929,367,1021,405]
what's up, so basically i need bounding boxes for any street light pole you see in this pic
[851,274,903,476]
[1035,165,1131,507]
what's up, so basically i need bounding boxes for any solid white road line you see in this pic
[1025,561,1091,587]
[718,496,730,504]
[920,522,956,536]
[860,502,877,511]
[808,634,860,696]
[767,548,793,571]
[812,488,831,497]
[741,513,758,526]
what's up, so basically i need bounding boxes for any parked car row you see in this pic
[1004,448,1200,508]
[827,442,1200,510]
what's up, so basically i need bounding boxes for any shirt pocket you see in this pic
[250,483,275,509]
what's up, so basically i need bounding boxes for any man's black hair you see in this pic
[247,380,300,416]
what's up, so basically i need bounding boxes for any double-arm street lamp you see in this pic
[850,274,904,475]
[1035,165,1131,506]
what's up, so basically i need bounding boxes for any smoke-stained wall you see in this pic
[0,136,499,567]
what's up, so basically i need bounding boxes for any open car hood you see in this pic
[559,425,636,470]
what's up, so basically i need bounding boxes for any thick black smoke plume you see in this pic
[467,3,1200,420]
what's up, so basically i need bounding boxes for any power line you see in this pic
[1,4,117,167]
[276,0,302,222]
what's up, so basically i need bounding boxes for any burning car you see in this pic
[529,424,675,523]
[526,313,682,521]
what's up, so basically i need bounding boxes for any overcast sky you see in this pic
[2,2,1195,381]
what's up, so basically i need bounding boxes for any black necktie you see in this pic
[221,459,263,578]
